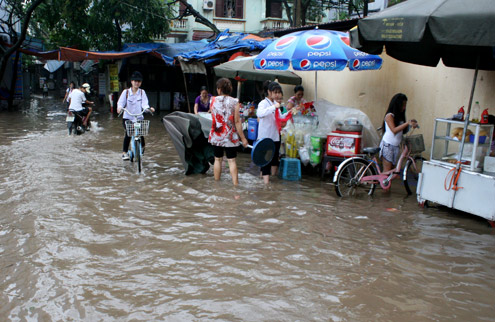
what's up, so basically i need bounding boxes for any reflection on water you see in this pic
[1,98,494,321]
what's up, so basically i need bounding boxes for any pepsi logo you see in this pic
[340,36,350,46]
[306,35,331,50]
[352,59,360,69]
[259,59,267,69]
[275,36,297,50]
[300,59,311,70]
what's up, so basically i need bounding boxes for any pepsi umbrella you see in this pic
[254,28,383,99]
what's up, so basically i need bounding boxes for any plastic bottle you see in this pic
[472,101,481,123]
[481,108,489,124]
[456,106,465,121]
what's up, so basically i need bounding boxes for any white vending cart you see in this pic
[417,118,495,225]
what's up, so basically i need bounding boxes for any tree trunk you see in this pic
[7,50,20,109]
[0,0,45,108]
[177,0,220,36]
[115,18,123,52]
[301,0,311,26]
[281,0,293,27]
[294,0,302,27]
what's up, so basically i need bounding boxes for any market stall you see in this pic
[252,28,382,180]
[350,0,495,224]
[237,98,380,180]
[417,119,494,221]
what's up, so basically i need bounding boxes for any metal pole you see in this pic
[181,69,191,113]
[457,55,480,164]
[451,55,480,206]
[315,71,318,102]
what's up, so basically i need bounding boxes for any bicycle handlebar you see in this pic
[119,107,153,117]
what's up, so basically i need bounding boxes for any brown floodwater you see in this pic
[1,97,494,321]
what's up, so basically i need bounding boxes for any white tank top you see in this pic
[382,113,403,146]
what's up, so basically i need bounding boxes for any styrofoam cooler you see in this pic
[247,118,258,141]
[326,130,362,157]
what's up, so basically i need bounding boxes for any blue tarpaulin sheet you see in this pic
[121,31,273,66]
[179,31,273,62]
[21,31,274,65]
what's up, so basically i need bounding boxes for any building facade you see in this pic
[160,0,292,43]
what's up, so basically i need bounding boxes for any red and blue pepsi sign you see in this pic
[254,57,290,70]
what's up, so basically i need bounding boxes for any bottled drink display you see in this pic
[471,101,481,123]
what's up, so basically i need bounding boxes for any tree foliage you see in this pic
[282,0,406,27]
[31,0,173,51]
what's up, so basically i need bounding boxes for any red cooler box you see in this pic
[326,130,362,156]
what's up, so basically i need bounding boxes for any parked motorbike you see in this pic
[67,110,91,135]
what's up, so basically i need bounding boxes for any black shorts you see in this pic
[71,107,90,116]
[213,145,237,159]
[261,141,281,176]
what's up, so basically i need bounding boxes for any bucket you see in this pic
[247,118,258,141]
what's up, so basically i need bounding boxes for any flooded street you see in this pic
[1,97,495,321]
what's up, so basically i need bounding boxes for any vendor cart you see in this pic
[417,118,495,224]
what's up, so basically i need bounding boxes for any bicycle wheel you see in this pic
[136,139,142,173]
[335,159,377,197]
[404,156,424,195]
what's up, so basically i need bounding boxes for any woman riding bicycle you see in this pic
[380,93,418,172]
[117,71,155,160]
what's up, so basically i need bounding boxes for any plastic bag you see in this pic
[299,146,310,166]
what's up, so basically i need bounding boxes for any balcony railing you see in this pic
[261,18,290,31]
[170,19,188,31]
[213,18,246,32]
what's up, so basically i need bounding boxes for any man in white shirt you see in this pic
[68,83,94,134]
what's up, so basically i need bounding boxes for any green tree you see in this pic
[282,0,396,27]
[31,0,172,51]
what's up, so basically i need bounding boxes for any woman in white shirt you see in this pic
[257,82,289,184]
[117,71,155,160]
[63,81,75,109]
[380,93,418,173]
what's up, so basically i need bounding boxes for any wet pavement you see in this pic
[1,96,494,321]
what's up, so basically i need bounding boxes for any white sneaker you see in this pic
[122,153,130,161]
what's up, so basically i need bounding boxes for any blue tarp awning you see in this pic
[23,31,274,66]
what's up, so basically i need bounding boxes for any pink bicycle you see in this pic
[333,134,425,197]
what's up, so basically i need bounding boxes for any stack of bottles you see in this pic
[280,115,320,165]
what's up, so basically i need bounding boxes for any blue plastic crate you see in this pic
[279,157,301,181]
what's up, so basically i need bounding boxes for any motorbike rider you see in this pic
[68,83,94,134]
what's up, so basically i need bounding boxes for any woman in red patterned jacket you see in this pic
[208,78,248,185]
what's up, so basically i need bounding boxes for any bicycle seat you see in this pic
[363,147,380,155]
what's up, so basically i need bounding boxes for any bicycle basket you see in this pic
[405,134,425,153]
[125,120,150,137]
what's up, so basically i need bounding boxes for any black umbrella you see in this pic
[350,0,495,173]
[351,0,495,71]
